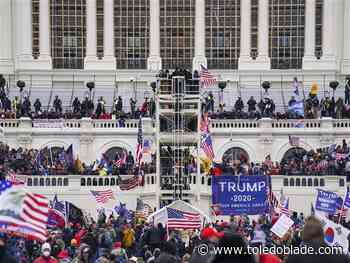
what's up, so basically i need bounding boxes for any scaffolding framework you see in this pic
[156,76,201,207]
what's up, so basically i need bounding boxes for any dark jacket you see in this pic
[285,242,350,263]
[0,253,17,263]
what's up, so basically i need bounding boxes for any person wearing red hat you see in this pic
[189,227,223,263]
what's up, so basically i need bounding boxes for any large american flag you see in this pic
[199,64,217,88]
[201,132,215,160]
[90,190,114,204]
[0,182,49,241]
[119,175,140,191]
[167,208,201,229]
[115,151,127,168]
[136,117,143,165]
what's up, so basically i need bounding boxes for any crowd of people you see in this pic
[0,143,155,179]
[0,86,155,120]
[206,91,350,120]
[0,206,349,263]
[208,140,350,178]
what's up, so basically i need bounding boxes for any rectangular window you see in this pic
[205,0,240,69]
[32,0,40,59]
[269,0,305,69]
[114,0,150,69]
[160,0,195,70]
[50,0,87,69]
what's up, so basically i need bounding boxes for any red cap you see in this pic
[113,242,122,249]
[201,227,224,240]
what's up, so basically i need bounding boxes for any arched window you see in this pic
[104,147,128,161]
[269,0,305,69]
[222,147,249,164]
[281,147,307,163]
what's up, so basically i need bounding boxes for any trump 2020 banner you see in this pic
[315,189,338,214]
[211,176,268,215]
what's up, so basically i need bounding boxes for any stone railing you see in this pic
[0,119,20,128]
[271,119,321,129]
[92,119,139,129]
[211,119,259,129]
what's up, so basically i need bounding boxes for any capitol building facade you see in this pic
[0,0,350,218]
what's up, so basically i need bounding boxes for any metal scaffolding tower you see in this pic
[155,74,201,208]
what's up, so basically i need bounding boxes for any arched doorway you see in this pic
[222,147,249,164]
[104,146,128,161]
[281,147,307,163]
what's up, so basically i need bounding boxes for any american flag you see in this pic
[288,135,300,147]
[201,132,215,160]
[269,190,280,212]
[119,175,140,191]
[6,169,25,185]
[200,113,210,133]
[199,64,217,88]
[0,181,49,241]
[317,160,328,170]
[167,208,201,229]
[136,117,143,165]
[279,198,290,217]
[90,190,114,204]
[52,195,66,216]
[115,151,127,168]
[336,197,348,221]
[135,198,152,218]
[336,153,348,161]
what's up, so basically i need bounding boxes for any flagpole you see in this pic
[338,187,348,224]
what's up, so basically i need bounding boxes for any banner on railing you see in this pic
[212,175,268,215]
[33,119,65,128]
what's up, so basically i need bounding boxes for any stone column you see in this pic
[147,0,162,71]
[0,0,14,73]
[303,0,318,69]
[342,0,350,73]
[14,0,35,70]
[320,0,337,69]
[37,0,52,69]
[101,0,116,69]
[238,0,253,69]
[84,0,99,70]
[255,0,270,69]
[192,0,207,71]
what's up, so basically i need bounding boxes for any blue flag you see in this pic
[212,176,268,215]
[315,189,338,214]
[288,101,304,117]
[343,187,350,209]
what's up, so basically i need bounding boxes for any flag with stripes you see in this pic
[135,198,152,219]
[6,169,25,185]
[90,190,114,204]
[0,181,49,241]
[167,208,201,229]
[136,117,143,165]
[279,198,290,217]
[199,64,217,88]
[317,160,328,170]
[119,175,140,191]
[336,153,348,161]
[115,151,127,168]
[200,113,210,133]
[336,197,348,221]
[201,132,215,160]
[52,195,66,216]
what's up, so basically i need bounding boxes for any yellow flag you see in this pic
[200,157,212,174]
[311,83,318,95]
